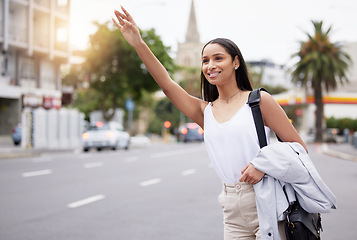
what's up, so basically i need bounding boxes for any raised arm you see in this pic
[112,6,206,127]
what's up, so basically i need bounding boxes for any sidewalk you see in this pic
[0,135,77,160]
[320,142,357,162]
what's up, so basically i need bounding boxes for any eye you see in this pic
[202,59,209,64]
[215,56,222,61]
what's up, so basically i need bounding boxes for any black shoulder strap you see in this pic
[248,88,268,148]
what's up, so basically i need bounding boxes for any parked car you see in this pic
[82,121,130,152]
[12,123,22,146]
[304,128,345,143]
[130,135,151,147]
[325,128,344,143]
[178,122,204,142]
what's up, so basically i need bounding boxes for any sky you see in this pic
[69,0,357,65]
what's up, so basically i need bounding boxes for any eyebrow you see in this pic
[202,53,225,59]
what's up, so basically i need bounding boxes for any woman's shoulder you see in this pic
[259,90,275,105]
[258,90,283,114]
[201,100,211,112]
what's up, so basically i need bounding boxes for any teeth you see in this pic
[209,72,219,77]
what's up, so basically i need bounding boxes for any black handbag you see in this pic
[248,88,323,240]
[284,199,322,240]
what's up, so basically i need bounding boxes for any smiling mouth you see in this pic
[208,72,221,77]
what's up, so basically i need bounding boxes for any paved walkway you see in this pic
[321,142,357,162]
[0,135,77,159]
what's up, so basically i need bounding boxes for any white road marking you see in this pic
[84,162,103,168]
[150,147,203,159]
[181,169,196,176]
[78,155,92,159]
[140,178,162,187]
[67,195,105,208]
[125,157,139,162]
[22,169,52,177]
[32,157,52,163]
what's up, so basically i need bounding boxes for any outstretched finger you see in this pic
[114,10,126,25]
[121,6,135,24]
[111,17,121,30]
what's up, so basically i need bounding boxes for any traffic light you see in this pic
[164,121,171,129]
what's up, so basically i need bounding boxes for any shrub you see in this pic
[326,117,357,132]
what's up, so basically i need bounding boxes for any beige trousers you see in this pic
[218,182,287,240]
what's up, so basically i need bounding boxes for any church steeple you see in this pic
[185,0,200,43]
[175,0,203,68]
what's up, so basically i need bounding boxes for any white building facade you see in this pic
[0,0,71,135]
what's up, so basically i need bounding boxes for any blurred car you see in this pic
[303,128,345,143]
[82,121,130,152]
[179,122,204,142]
[324,128,344,143]
[12,123,22,146]
[130,135,151,147]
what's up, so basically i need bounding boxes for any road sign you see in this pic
[125,98,135,111]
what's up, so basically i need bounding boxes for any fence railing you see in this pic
[21,107,85,149]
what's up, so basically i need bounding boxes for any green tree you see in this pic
[73,88,99,120]
[62,66,82,88]
[147,97,181,135]
[291,21,351,142]
[79,22,174,121]
[177,66,201,98]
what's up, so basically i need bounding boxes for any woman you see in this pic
[112,6,307,240]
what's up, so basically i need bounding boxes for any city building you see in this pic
[247,59,293,88]
[0,0,71,135]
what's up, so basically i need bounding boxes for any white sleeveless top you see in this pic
[204,102,270,184]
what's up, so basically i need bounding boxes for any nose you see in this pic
[208,61,216,70]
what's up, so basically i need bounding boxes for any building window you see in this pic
[184,56,191,67]
[19,57,36,80]
[6,52,15,80]
[0,55,4,76]
[40,60,56,90]
[56,28,67,43]
[57,0,68,7]
[9,3,27,43]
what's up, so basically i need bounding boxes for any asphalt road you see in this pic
[0,142,223,240]
[0,142,356,240]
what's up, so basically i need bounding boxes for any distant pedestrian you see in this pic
[112,6,309,240]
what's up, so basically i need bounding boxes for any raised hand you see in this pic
[112,6,142,47]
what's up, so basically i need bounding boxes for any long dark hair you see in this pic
[200,38,252,102]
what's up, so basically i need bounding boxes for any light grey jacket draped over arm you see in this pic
[251,142,336,240]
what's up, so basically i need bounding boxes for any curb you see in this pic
[0,149,78,160]
[320,143,357,162]
[0,152,40,160]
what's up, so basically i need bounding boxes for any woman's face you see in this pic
[201,43,239,87]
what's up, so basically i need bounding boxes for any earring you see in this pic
[235,66,238,70]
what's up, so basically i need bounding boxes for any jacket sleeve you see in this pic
[251,142,309,183]
[252,142,337,213]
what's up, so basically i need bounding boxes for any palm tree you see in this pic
[291,21,351,142]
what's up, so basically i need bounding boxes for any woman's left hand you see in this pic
[239,163,264,184]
